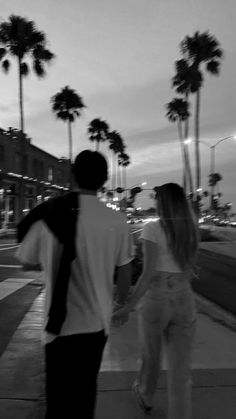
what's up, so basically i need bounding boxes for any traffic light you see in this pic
[116,187,124,194]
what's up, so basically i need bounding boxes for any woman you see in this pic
[113,183,199,418]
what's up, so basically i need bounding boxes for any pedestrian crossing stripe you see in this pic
[0,278,36,301]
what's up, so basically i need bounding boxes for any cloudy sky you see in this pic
[0,0,235,209]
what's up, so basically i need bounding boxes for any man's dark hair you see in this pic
[72,150,108,191]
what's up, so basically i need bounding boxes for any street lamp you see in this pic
[199,135,236,210]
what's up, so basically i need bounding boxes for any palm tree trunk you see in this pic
[17,57,25,222]
[96,141,99,151]
[109,149,113,190]
[184,94,194,196]
[68,121,73,190]
[123,166,127,198]
[112,153,116,191]
[177,120,186,192]
[18,58,24,133]
[195,89,201,191]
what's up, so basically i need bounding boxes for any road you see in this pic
[0,235,44,356]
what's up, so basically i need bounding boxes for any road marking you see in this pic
[0,264,22,268]
[0,245,19,251]
[0,243,17,247]
[131,228,143,234]
[0,277,36,301]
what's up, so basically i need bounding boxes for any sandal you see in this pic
[132,382,153,414]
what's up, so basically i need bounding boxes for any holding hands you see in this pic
[112,301,131,327]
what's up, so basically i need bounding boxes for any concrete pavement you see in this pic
[0,287,236,418]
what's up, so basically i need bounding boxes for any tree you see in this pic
[87,118,109,151]
[0,14,55,133]
[118,152,130,195]
[166,98,190,193]
[172,58,202,195]
[51,86,86,189]
[180,31,223,191]
[108,130,125,191]
[208,172,223,209]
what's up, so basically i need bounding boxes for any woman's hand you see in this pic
[112,303,130,327]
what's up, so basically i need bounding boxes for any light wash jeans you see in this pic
[136,271,196,419]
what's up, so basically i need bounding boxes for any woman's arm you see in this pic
[113,239,157,319]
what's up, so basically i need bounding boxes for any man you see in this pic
[16,150,133,418]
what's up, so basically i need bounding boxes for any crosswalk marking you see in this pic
[0,278,36,301]
[0,245,19,251]
[0,265,22,268]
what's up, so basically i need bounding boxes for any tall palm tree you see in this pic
[166,98,191,193]
[208,172,222,208]
[180,31,223,191]
[172,58,202,196]
[51,86,86,189]
[87,118,109,151]
[108,130,125,192]
[0,14,55,133]
[118,152,130,197]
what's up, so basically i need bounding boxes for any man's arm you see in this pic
[22,263,42,271]
[15,221,42,270]
[115,261,132,305]
[113,239,157,318]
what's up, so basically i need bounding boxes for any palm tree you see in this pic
[208,172,222,208]
[87,118,109,151]
[51,86,86,189]
[118,152,130,197]
[166,98,191,193]
[108,130,125,192]
[172,58,202,195]
[180,31,223,191]
[0,14,55,133]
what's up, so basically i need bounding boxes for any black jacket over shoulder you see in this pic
[17,192,80,335]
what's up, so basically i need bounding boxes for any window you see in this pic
[48,167,53,182]
[32,159,39,179]
[22,154,28,175]
[0,145,4,165]
[15,152,21,173]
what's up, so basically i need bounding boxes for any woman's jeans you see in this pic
[137,271,196,419]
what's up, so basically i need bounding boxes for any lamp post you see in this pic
[199,135,236,211]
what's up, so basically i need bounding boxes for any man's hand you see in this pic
[22,263,42,271]
[112,303,130,327]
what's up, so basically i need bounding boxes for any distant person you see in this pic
[16,150,133,419]
[113,182,199,418]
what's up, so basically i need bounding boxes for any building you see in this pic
[0,127,70,227]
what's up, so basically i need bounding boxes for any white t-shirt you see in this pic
[140,220,182,273]
[16,194,133,342]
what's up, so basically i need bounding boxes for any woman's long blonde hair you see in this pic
[155,183,199,270]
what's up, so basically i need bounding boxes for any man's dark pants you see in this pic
[45,330,107,418]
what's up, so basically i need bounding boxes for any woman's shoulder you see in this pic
[141,219,162,241]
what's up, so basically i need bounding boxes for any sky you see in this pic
[0,0,235,209]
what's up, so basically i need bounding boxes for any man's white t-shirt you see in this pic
[16,194,133,342]
[140,220,182,272]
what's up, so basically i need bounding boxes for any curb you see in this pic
[195,292,236,332]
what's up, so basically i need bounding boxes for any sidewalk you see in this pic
[0,289,236,418]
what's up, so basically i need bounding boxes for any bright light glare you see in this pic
[184,138,192,145]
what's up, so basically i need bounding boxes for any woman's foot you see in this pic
[132,382,153,414]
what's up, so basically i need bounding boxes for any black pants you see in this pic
[45,330,107,419]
